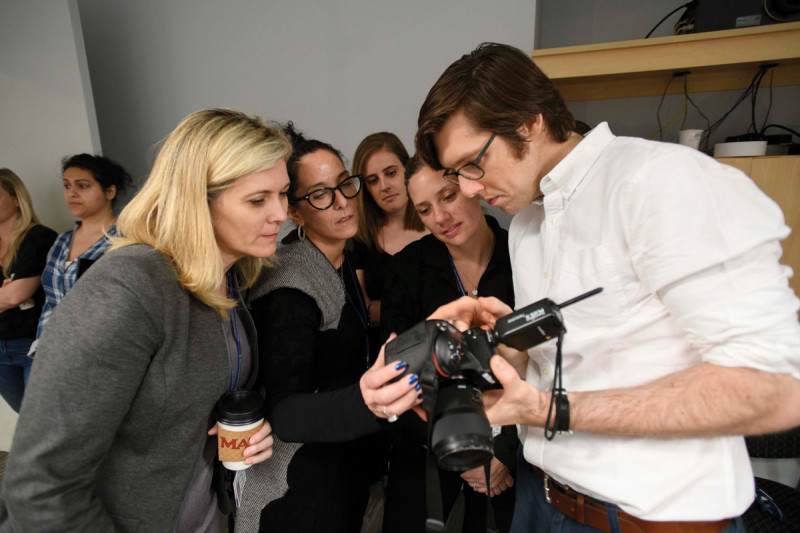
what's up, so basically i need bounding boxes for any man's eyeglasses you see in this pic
[290,174,363,210]
[443,133,496,185]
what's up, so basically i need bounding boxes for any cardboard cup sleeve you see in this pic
[217,420,264,463]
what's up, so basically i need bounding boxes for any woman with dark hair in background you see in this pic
[380,156,517,533]
[0,169,56,412]
[236,124,422,533]
[351,132,428,354]
[30,154,132,355]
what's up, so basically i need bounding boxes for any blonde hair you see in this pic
[112,108,291,313]
[0,169,40,276]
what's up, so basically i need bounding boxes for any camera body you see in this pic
[384,296,568,471]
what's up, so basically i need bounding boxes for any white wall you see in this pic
[538,0,800,149]
[0,0,99,233]
[0,0,100,451]
[76,0,537,192]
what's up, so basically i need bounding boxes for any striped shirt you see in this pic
[31,222,117,353]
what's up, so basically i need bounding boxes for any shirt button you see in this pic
[550,218,557,226]
[543,272,549,279]
[562,186,571,194]
[543,367,550,375]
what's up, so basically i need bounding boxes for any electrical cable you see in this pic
[651,73,692,141]
[760,69,775,134]
[750,67,770,135]
[762,124,800,140]
[680,95,689,131]
[645,1,696,38]
[654,76,676,141]
[703,65,774,143]
[682,76,712,151]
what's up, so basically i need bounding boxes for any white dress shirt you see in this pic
[509,122,800,521]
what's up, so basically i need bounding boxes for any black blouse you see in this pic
[0,224,57,340]
[349,238,390,303]
[381,216,515,342]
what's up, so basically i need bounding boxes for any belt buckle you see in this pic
[543,472,551,503]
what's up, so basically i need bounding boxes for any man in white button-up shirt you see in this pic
[417,43,800,533]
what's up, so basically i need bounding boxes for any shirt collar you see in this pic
[538,122,615,202]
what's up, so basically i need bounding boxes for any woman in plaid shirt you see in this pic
[30,154,131,355]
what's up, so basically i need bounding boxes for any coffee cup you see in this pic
[678,129,703,150]
[214,389,265,470]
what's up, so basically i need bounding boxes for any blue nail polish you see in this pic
[409,374,419,385]
[415,383,421,391]
[395,361,407,371]
[418,392,424,399]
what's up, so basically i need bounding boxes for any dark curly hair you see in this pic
[62,153,133,207]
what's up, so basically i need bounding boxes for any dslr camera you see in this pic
[384,288,600,472]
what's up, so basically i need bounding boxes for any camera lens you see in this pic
[430,381,493,471]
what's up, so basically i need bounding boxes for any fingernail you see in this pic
[409,374,419,385]
[418,392,423,399]
[415,383,421,391]
[395,361,407,371]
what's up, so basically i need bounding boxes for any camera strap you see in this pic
[483,461,498,533]
[424,448,446,532]
[423,450,498,533]
[544,331,566,440]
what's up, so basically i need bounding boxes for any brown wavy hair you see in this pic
[352,132,423,251]
[415,42,575,169]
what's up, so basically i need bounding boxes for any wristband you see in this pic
[553,390,570,433]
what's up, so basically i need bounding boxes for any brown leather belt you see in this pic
[530,465,732,533]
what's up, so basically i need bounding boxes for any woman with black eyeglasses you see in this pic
[235,123,422,533]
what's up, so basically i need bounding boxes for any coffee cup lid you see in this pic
[215,389,264,423]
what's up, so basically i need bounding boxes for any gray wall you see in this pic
[538,0,800,149]
[76,0,537,189]
[0,0,99,234]
[0,0,100,450]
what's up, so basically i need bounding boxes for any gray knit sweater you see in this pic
[0,244,254,533]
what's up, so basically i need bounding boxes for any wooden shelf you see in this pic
[531,22,800,101]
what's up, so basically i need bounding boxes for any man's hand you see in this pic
[426,296,509,332]
[484,355,549,429]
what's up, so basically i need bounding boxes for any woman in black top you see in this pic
[0,169,56,412]
[381,157,517,533]
[351,133,427,356]
[240,125,423,533]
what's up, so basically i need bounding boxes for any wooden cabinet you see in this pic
[531,22,800,102]
[716,156,800,298]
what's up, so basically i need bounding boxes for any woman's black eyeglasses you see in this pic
[290,174,363,210]
[442,133,496,185]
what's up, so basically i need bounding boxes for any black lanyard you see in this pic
[227,271,242,390]
[447,252,469,297]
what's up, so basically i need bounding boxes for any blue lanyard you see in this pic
[340,255,371,366]
[227,271,243,390]
[447,253,469,297]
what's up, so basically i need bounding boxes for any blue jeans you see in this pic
[511,449,745,533]
[0,338,34,413]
